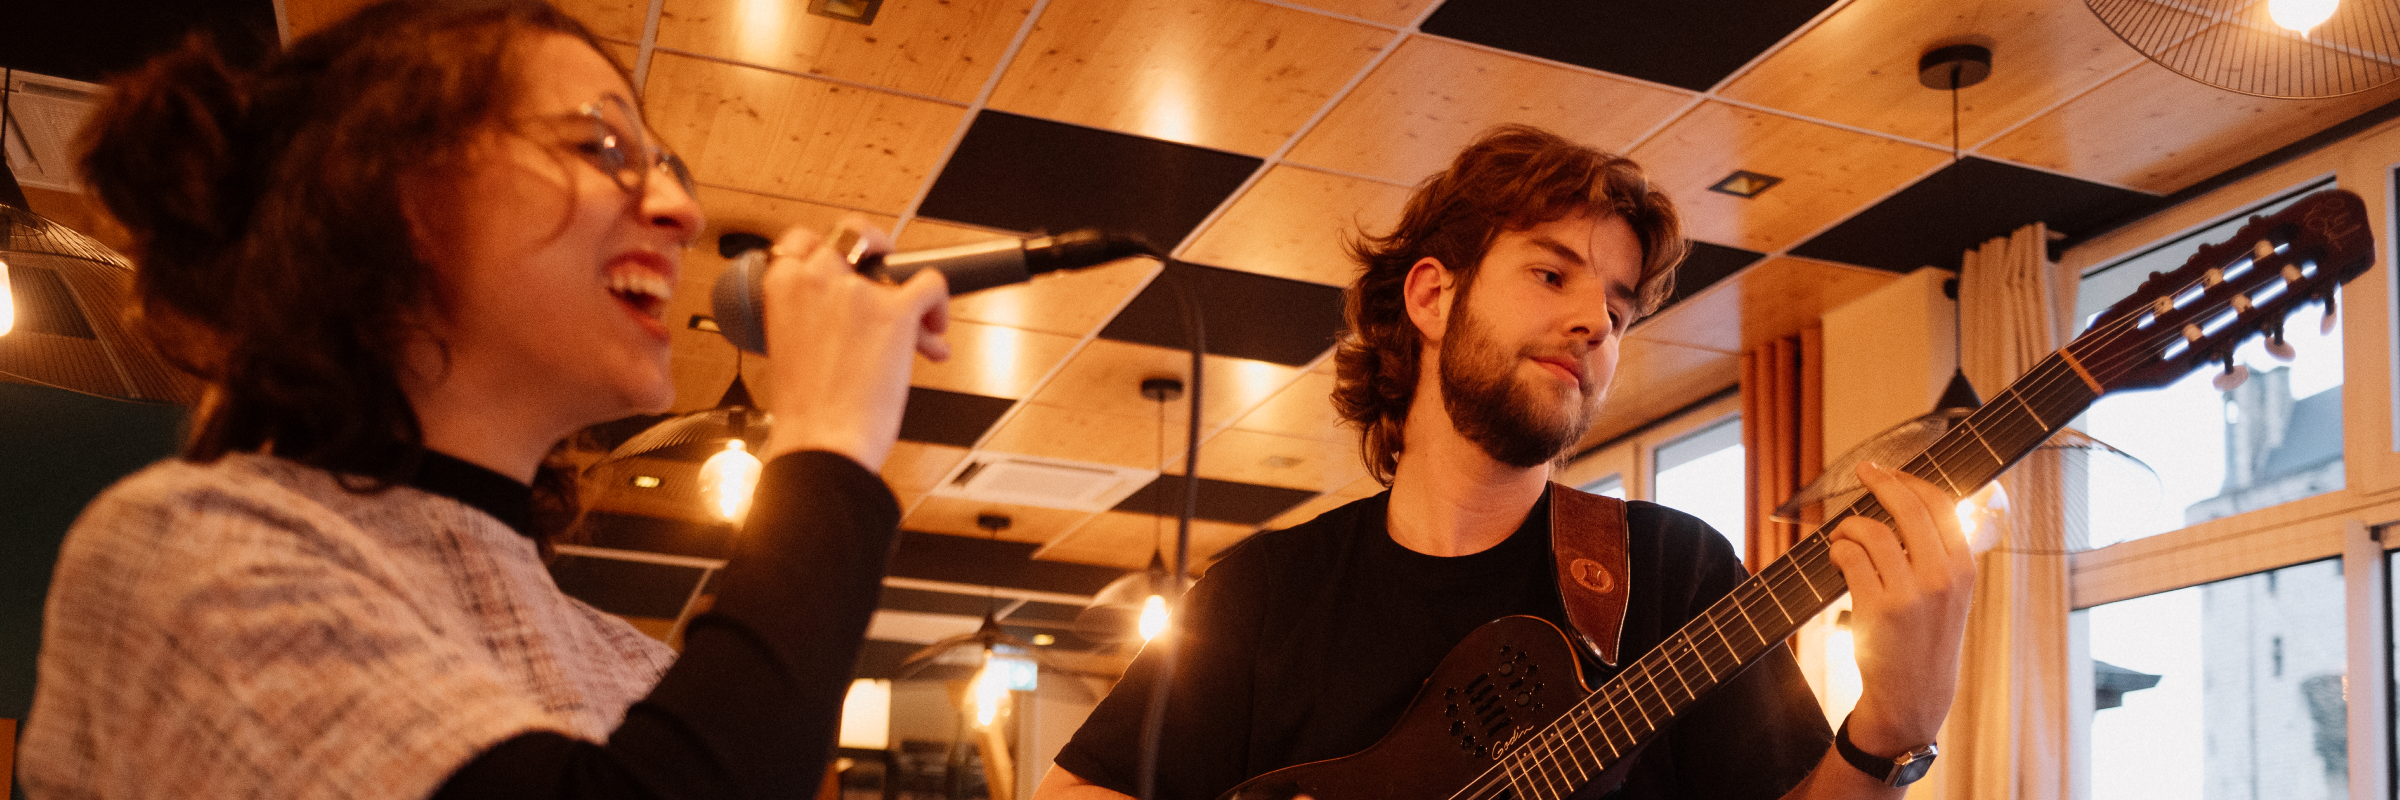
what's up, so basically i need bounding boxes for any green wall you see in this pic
[1,380,185,797]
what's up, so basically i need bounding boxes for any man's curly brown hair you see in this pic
[1331,125,1685,485]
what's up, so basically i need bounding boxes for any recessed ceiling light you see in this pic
[688,314,719,332]
[808,0,882,24]
[1709,170,1783,199]
[1031,634,1055,646]
[630,475,662,489]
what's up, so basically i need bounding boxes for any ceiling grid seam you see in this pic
[1698,0,1863,95]
[1166,10,1443,261]
[631,0,666,92]
[1238,0,1407,31]
[889,0,1057,237]
[644,47,975,109]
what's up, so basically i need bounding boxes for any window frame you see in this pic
[2055,121,2400,797]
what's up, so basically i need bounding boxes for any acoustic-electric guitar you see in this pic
[1222,189,2378,800]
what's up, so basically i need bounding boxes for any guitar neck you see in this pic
[1496,349,2102,785]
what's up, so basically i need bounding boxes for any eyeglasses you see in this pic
[561,93,697,202]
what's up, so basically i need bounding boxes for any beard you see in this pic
[1438,301,1598,469]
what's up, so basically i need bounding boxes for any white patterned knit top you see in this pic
[20,452,677,800]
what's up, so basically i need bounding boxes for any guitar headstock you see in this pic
[2075,189,2374,393]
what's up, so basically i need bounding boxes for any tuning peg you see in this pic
[2264,326,2297,361]
[2322,292,2339,334]
[2214,356,2250,392]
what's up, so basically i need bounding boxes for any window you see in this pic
[1651,416,1744,560]
[2076,183,2344,548]
[1581,474,1625,499]
[2086,558,2347,800]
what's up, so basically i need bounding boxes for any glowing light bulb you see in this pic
[0,258,14,337]
[697,439,761,524]
[1138,594,1170,641]
[970,649,1008,728]
[2269,0,2338,34]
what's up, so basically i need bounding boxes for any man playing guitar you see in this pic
[1034,125,1979,800]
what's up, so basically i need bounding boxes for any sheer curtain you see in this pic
[1934,222,2077,800]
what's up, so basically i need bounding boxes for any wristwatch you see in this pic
[1834,715,1939,787]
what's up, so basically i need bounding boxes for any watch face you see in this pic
[1893,754,1937,786]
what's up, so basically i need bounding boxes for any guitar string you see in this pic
[1440,235,2327,800]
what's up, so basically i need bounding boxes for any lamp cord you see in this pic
[1136,272,1204,800]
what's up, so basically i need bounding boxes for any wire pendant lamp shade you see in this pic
[2,204,202,404]
[2086,0,2400,98]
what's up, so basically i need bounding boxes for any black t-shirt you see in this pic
[1054,490,1832,800]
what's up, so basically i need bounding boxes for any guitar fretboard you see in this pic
[1487,350,2105,800]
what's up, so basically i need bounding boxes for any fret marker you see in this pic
[2058,351,2105,394]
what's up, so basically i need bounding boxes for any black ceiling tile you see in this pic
[3,0,277,83]
[548,555,706,619]
[1099,260,1346,367]
[1112,475,1316,526]
[880,586,1005,618]
[898,387,1016,447]
[887,530,1128,596]
[1661,240,1765,311]
[1789,158,2158,274]
[1420,0,1841,92]
[580,511,736,559]
[854,639,923,681]
[915,111,1263,252]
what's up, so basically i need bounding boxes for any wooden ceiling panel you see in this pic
[980,403,1188,470]
[1631,101,1949,252]
[602,40,642,72]
[985,0,1390,156]
[1719,0,2150,146]
[644,52,965,213]
[883,442,971,494]
[1981,37,2400,193]
[901,495,1096,544]
[1635,257,1897,354]
[1287,36,1694,186]
[1573,338,1739,451]
[899,220,1163,336]
[1232,371,1345,440]
[1190,428,1369,493]
[1180,165,1410,286]
[1027,340,1303,428]
[907,320,1083,398]
[654,0,1033,103]
[1035,511,1257,569]
[558,0,651,43]
[949,257,1164,337]
[1278,0,1435,27]
[281,0,375,38]
[896,217,1027,249]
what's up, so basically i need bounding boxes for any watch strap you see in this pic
[1834,715,1938,787]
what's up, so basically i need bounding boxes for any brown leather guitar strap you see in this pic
[1548,482,1631,667]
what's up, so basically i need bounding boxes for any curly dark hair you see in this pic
[1331,125,1685,485]
[80,0,619,490]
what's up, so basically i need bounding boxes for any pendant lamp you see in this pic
[0,151,201,404]
[2087,0,2400,98]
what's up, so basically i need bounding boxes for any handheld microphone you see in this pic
[710,228,1157,355]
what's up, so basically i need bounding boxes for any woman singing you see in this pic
[19,1,948,797]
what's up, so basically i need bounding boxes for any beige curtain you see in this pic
[1932,223,2075,800]
[1740,329,1823,575]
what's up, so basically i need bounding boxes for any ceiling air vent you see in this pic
[5,72,104,192]
[933,452,1156,512]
